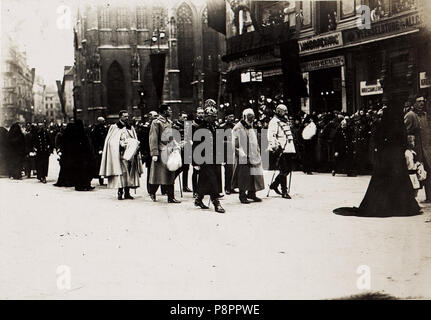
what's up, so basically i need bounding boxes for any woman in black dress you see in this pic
[333,103,421,217]
[6,123,26,180]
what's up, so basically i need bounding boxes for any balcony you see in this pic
[224,22,296,61]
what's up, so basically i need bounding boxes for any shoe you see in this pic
[225,190,231,195]
[41,177,47,183]
[282,192,291,199]
[193,192,198,198]
[332,170,336,176]
[117,194,123,200]
[183,187,192,193]
[240,198,251,204]
[230,189,239,194]
[213,201,225,213]
[194,198,209,209]
[149,193,156,202]
[124,194,134,200]
[217,194,224,199]
[247,195,262,202]
[269,183,282,195]
[86,186,95,191]
[168,198,181,203]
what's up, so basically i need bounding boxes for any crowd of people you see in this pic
[0,94,429,215]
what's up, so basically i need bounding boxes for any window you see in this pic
[100,4,110,28]
[391,0,417,14]
[341,0,355,19]
[177,3,194,98]
[318,0,337,33]
[136,6,149,29]
[117,7,129,28]
[301,0,312,27]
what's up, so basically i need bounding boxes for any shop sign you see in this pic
[301,56,345,72]
[360,80,383,96]
[241,70,263,83]
[228,52,278,71]
[344,12,423,45]
[263,68,283,77]
[420,72,431,89]
[299,32,343,54]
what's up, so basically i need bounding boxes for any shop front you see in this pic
[300,55,345,114]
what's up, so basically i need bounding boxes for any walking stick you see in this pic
[178,175,183,198]
[288,171,292,194]
[266,171,276,197]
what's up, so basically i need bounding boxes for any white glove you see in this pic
[152,156,158,162]
[99,150,102,154]
[194,166,200,171]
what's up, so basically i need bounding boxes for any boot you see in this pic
[124,187,134,199]
[117,188,123,200]
[280,176,291,199]
[247,191,262,202]
[269,176,282,195]
[212,199,225,213]
[239,191,251,204]
[149,193,157,202]
[168,197,181,203]
[99,177,105,186]
[194,196,209,209]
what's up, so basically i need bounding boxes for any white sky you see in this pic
[1,0,79,87]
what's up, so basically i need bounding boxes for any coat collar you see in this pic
[116,121,131,130]
[240,119,252,129]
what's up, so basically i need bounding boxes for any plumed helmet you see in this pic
[204,99,217,108]
[276,104,288,113]
[204,106,217,116]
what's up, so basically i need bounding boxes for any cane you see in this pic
[178,175,183,198]
[287,171,292,194]
[266,171,276,197]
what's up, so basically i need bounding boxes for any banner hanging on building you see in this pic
[207,0,226,35]
[360,80,383,96]
[150,53,166,101]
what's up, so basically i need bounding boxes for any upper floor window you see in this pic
[341,0,356,19]
[317,0,337,33]
[136,6,149,29]
[300,0,312,28]
[100,5,110,29]
[117,7,129,29]
[365,0,417,21]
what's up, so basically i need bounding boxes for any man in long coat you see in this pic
[192,105,225,213]
[148,104,181,203]
[90,117,108,185]
[232,108,265,204]
[99,110,143,200]
[33,122,52,183]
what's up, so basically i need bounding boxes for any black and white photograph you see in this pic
[1,0,431,303]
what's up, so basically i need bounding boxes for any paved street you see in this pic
[1,155,431,299]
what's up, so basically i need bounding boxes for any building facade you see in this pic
[43,86,63,124]
[73,1,226,124]
[57,66,75,122]
[1,36,35,127]
[32,75,46,123]
[222,0,431,115]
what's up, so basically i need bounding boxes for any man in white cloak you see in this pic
[99,110,143,200]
